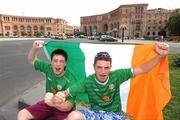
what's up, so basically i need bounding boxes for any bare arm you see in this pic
[133,43,169,76]
[28,40,44,64]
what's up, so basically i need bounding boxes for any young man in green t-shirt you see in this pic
[17,40,76,120]
[56,43,169,120]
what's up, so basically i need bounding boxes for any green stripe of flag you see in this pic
[44,40,86,81]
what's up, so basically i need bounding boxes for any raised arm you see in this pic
[133,43,169,76]
[28,40,44,64]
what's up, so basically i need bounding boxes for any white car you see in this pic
[99,35,118,42]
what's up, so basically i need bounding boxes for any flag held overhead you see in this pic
[43,40,171,120]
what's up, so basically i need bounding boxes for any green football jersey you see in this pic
[69,68,133,112]
[34,59,76,105]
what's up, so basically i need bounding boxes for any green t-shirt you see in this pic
[69,68,133,112]
[34,59,76,105]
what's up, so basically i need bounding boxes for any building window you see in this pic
[135,21,141,31]
[141,7,143,13]
[154,20,156,24]
[13,26,18,30]
[111,24,113,30]
[147,32,150,36]
[33,26,38,31]
[40,26,44,30]
[20,26,25,31]
[47,27,52,31]
[5,26,11,30]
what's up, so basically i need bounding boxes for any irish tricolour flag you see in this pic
[43,40,171,120]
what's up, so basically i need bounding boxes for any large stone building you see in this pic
[0,14,74,37]
[80,3,173,38]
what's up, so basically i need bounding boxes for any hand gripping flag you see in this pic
[43,40,171,120]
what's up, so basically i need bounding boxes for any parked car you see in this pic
[88,36,95,40]
[88,36,99,40]
[136,37,145,40]
[99,35,118,42]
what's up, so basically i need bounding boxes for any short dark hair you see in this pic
[94,51,112,64]
[51,49,68,61]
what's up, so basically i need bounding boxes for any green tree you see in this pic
[167,10,180,36]
[159,28,166,37]
[34,32,42,37]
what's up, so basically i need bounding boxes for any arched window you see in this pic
[147,32,150,36]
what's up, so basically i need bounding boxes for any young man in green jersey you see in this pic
[55,43,169,120]
[17,40,76,120]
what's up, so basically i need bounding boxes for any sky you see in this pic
[0,0,179,26]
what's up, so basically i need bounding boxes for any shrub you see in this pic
[173,54,180,67]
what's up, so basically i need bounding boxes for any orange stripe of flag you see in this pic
[127,44,171,120]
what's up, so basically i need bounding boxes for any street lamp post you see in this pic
[120,25,126,43]
[122,27,125,43]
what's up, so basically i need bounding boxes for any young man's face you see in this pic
[94,60,111,83]
[51,54,66,76]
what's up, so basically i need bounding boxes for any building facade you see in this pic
[0,14,74,37]
[80,3,173,38]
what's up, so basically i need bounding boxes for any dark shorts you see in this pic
[26,100,72,120]
[78,109,131,120]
